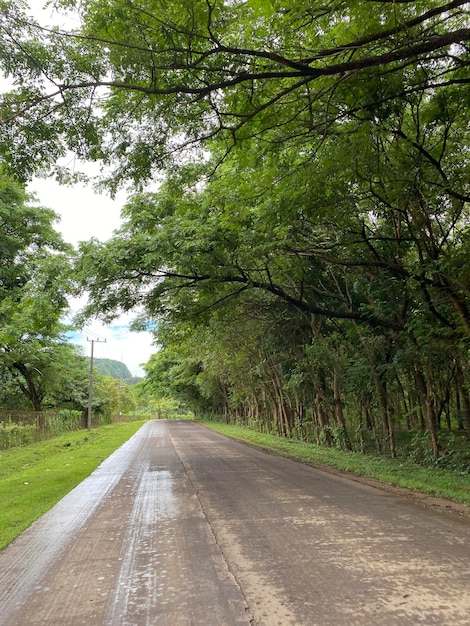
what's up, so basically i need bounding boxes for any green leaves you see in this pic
[0,0,468,186]
[1,0,470,453]
[0,173,76,410]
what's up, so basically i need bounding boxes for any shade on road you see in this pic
[0,420,469,625]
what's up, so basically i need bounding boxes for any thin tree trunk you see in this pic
[373,372,396,458]
[333,368,352,450]
[413,367,440,457]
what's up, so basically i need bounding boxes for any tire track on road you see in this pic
[0,429,142,625]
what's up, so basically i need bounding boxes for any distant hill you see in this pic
[126,376,144,386]
[93,358,132,379]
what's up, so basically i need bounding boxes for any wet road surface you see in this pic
[0,420,470,625]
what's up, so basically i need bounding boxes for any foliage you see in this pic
[0,172,121,420]
[77,124,470,454]
[0,410,83,450]
[41,348,90,411]
[126,376,144,386]
[2,2,470,458]
[0,172,66,291]
[94,374,138,419]
[0,1,468,189]
[0,173,78,411]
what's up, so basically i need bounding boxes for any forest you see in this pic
[1,0,470,461]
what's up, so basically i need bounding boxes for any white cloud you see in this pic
[30,178,125,245]
[28,178,157,377]
[11,3,158,378]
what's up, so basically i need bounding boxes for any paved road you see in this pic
[1,421,470,625]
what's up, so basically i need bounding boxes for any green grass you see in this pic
[0,421,144,550]
[202,422,470,508]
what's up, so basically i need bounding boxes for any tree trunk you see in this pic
[11,362,44,412]
[333,368,352,450]
[373,372,396,458]
[413,367,440,457]
[456,364,470,435]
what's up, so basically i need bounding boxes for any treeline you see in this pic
[142,270,470,460]
[0,178,147,419]
[78,1,470,459]
[83,42,470,459]
[1,1,470,458]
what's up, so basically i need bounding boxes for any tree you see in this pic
[75,86,470,455]
[0,172,67,297]
[40,345,89,411]
[94,374,137,420]
[2,1,470,457]
[0,1,468,187]
[0,172,75,410]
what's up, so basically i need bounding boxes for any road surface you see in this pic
[0,420,470,625]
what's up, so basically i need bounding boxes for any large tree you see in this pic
[2,1,470,456]
[74,72,470,455]
[0,173,75,410]
[0,1,468,187]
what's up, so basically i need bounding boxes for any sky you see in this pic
[27,178,157,378]
[3,1,157,376]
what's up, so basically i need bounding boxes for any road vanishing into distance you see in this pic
[1,421,470,625]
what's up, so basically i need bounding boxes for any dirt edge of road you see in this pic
[313,463,470,520]
[206,428,470,521]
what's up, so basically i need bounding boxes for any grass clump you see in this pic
[0,421,144,550]
[202,422,470,508]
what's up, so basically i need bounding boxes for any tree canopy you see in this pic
[0,173,78,410]
[1,1,470,455]
[0,1,468,187]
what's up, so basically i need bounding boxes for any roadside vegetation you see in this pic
[0,421,144,550]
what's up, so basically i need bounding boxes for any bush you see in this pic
[0,411,84,450]
[0,420,35,449]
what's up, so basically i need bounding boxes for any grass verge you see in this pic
[0,421,144,550]
[202,422,470,508]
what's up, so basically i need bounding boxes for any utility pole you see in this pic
[117,378,122,419]
[117,353,123,420]
[87,337,106,432]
